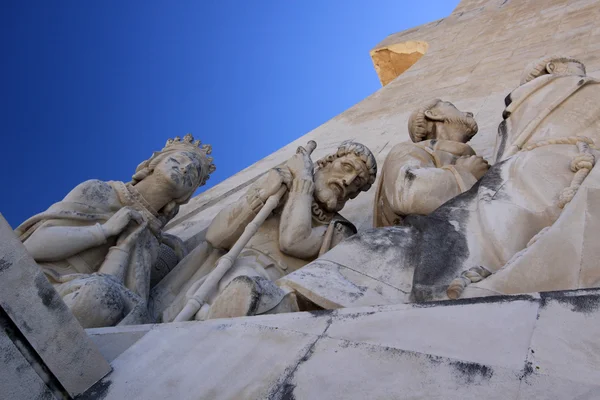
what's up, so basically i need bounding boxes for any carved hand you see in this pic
[257,167,293,202]
[286,145,314,180]
[116,221,148,252]
[455,155,490,180]
[102,207,144,238]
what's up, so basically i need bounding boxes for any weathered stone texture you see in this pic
[83,290,600,399]
[0,327,55,400]
[0,214,111,397]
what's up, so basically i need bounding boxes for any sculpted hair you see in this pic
[316,141,377,193]
[408,99,443,143]
[520,55,585,85]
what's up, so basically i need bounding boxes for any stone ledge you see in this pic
[81,288,600,399]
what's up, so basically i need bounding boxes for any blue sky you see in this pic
[0,1,458,228]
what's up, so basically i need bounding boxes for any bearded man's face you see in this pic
[313,154,369,213]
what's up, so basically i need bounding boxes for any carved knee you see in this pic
[60,275,126,328]
[208,276,287,320]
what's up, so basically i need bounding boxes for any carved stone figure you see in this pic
[16,134,215,327]
[156,141,376,321]
[281,55,600,307]
[373,99,488,227]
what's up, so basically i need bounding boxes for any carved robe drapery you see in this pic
[16,180,162,319]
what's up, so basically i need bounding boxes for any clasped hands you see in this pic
[257,144,315,202]
[101,207,148,252]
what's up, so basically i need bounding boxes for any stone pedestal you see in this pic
[0,214,111,399]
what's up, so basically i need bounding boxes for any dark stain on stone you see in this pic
[34,390,56,400]
[412,293,538,308]
[215,323,232,331]
[347,284,367,300]
[333,311,376,322]
[407,157,512,302]
[578,79,585,86]
[80,180,114,206]
[0,258,11,273]
[499,0,509,6]
[518,361,534,383]
[484,158,506,183]
[267,318,332,400]
[480,160,509,201]
[34,273,61,310]
[495,120,508,167]
[20,321,33,334]
[405,210,470,302]
[75,377,113,400]
[346,225,415,255]
[496,120,509,161]
[1,306,71,399]
[2,345,17,364]
[430,139,438,146]
[425,353,443,365]
[405,168,417,183]
[450,360,494,384]
[541,291,600,314]
[278,383,296,400]
[558,295,600,314]
[307,309,334,318]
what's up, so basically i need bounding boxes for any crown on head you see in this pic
[156,133,216,185]
[165,133,212,155]
[164,133,216,182]
[133,133,216,187]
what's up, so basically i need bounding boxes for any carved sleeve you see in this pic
[20,180,118,261]
[205,177,268,250]
[383,146,476,216]
[278,178,326,260]
[24,222,108,262]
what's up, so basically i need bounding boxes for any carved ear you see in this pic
[424,109,445,122]
[546,62,555,73]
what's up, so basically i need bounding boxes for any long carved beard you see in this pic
[315,185,339,212]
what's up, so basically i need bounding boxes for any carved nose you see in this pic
[343,174,357,186]
[466,112,474,118]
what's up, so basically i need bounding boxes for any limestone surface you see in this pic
[82,289,600,400]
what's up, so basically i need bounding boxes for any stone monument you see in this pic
[4,1,600,399]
